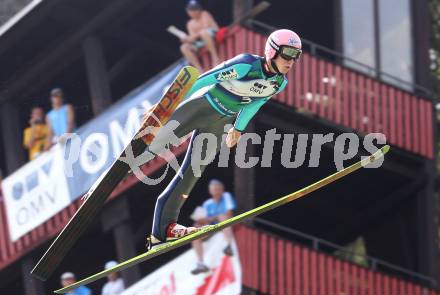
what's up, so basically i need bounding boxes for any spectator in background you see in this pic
[180,0,220,72]
[60,272,91,295]
[101,260,125,295]
[45,88,75,148]
[23,106,49,160]
[190,179,236,275]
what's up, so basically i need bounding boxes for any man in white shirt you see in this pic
[101,261,125,295]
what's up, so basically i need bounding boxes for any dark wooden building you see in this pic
[0,0,437,294]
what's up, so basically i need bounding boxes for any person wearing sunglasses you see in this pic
[147,29,302,248]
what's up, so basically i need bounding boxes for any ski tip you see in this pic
[374,145,390,159]
[363,145,390,166]
[382,145,390,154]
[376,145,390,160]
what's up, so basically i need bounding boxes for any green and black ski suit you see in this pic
[151,53,288,240]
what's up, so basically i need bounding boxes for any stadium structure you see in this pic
[0,0,438,294]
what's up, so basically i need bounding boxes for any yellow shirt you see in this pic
[23,124,49,160]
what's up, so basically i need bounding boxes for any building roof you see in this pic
[0,0,44,39]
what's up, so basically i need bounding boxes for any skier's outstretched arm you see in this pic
[225,98,269,148]
[234,98,270,132]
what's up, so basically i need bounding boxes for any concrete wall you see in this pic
[0,0,32,26]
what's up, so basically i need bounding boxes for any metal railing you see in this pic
[253,217,438,289]
[248,19,432,99]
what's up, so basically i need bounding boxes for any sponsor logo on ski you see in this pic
[161,67,192,110]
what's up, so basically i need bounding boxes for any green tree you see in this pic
[334,236,369,267]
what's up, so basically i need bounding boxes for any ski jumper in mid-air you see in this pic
[147,29,302,248]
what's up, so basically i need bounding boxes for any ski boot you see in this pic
[147,223,198,250]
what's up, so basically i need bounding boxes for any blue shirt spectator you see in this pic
[202,191,236,219]
[46,88,75,146]
[47,104,70,137]
[68,286,92,295]
[60,272,91,295]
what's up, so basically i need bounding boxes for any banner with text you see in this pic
[1,62,185,241]
[121,232,242,295]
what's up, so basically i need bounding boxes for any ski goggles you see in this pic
[279,46,302,61]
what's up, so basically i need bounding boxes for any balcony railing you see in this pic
[236,223,439,294]
[0,25,435,275]
[199,26,434,159]
[249,20,432,98]
[253,218,437,288]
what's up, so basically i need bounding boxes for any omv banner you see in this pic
[1,62,185,241]
[1,145,70,241]
[121,233,242,295]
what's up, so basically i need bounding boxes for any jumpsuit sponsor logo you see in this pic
[216,68,238,81]
[250,82,268,95]
[270,80,280,92]
[239,97,252,104]
[212,96,238,115]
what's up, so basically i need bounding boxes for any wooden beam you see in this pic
[21,257,45,295]
[0,102,26,174]
[108,46,147,81]
[110,27,177,57]
[82,36,112,115]
[333,0,343,61]
[234,121,256,214]
[50,3,91,26]
[0,0,59,57]
[411,0,432,90]
[416,160,440,282]
[101,197,141,287]
[107,30,177,81]
[101,197,131,232]
[0,0,150,103]
[233,0,254,22]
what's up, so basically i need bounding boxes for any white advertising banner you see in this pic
[0,62,184,241]
[121,233,242,295]
[1,145,71,241]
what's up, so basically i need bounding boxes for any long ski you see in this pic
[54,145,390,294]
[31,66,200,281]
